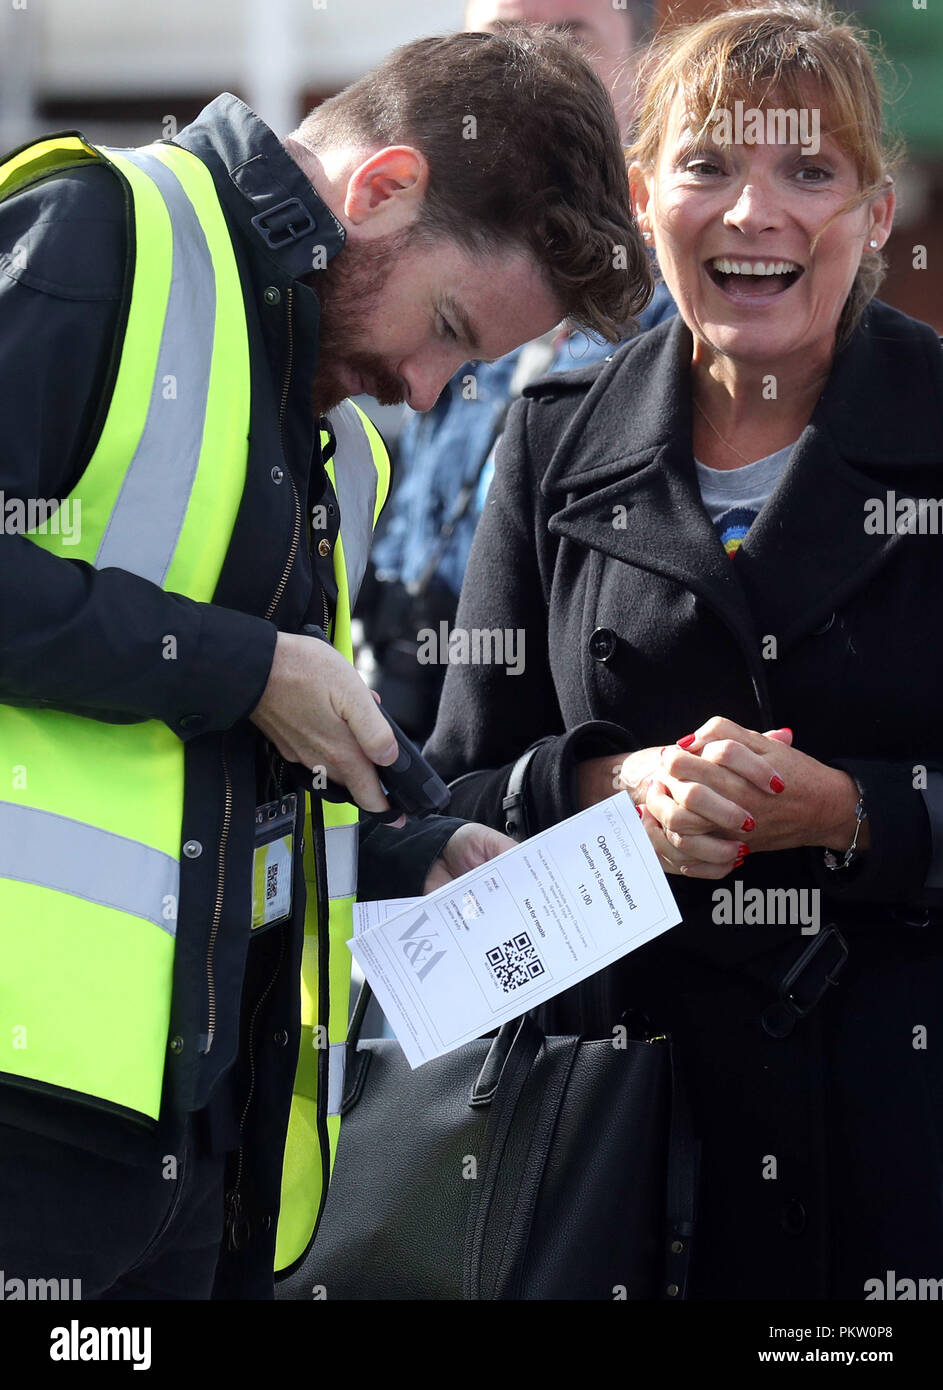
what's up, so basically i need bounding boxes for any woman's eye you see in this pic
[439,317,458,341]
[795,165,831,183]
[684,159,724,177]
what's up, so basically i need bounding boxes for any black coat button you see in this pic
[812,612,835,635]
[273,1029,289,1047]
[781,1198,807,1235]
[589,627,617,662]
[179,713,204,731]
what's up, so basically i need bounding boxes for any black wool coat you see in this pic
[425,299,943,1299]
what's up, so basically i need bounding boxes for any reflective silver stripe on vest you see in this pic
[326,401,378,605]
[325,822,358,901]
[95,146,216,585]
[0,801,178,936]
[327,1041,346,1117]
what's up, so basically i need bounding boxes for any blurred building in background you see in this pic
[0,1,464,148]
[0,0,940,327]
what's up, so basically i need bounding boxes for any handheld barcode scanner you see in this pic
[301,625,451,817]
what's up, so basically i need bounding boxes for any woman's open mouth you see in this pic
[706,257,804,299]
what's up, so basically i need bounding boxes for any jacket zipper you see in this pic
[223,284,311,1246]
[274,791,333,1278]
[225,922,287,1251]
[201,739,232,1054]
[265,285,301,624]
[205,287,299,1056]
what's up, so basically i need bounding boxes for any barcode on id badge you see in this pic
[266,862,278,902]
[485,931,546,993]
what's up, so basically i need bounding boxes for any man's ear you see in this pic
[344,146,429,237]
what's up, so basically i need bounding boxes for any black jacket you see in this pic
[0,96,464,1293]
[425,300,943,1297]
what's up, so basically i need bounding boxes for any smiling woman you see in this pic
[425,0,943,1299]
[629,0,899,356]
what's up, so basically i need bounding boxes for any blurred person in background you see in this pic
[426,1,943,1298]
[359,0,676,745]
[0,28,649,1299]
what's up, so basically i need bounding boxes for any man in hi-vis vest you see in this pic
[0,28,647,1298]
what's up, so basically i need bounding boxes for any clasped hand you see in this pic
[615,717,862,880]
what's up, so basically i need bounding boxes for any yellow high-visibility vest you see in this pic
[0,133,389,1271]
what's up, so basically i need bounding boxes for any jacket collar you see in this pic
[542,299,943,494]
[173,93,346,281]
[540,300,943,656]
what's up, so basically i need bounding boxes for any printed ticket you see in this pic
[349,792,681,1068]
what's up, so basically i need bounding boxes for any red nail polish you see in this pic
[637,805,644,818]
[741,816,755,832]
[733,857,745,869]
[659,746,666,756]
[738,844,750,857]
[678,734,696,749]
[770,775,785,794]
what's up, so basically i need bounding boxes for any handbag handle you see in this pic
[347,978,540,1104]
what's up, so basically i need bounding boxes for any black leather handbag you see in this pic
[276,982,699,1301]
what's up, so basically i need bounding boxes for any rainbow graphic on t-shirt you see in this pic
[715,505,758,558]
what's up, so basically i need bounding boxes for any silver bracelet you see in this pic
[823,780,868,871]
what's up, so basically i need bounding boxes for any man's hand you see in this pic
[423,823,516,894]
[249,631,399,812]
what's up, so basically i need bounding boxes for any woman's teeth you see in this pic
[710,258,800,276]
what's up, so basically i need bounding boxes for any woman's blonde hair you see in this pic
[629,1,901,344]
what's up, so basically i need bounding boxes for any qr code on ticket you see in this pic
[266,862,278,901]
[485,932,546,993]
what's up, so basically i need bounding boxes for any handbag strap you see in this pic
[486,1033,581,1300]
[662,1034,700,1300]
[462,1011,549,1300]
[501,740,548,840]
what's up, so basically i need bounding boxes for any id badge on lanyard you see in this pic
[252,793,297,933]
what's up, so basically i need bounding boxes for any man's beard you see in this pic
[309,228,415,417]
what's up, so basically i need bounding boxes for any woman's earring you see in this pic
[642,229,652,242]
[869,238,879,249]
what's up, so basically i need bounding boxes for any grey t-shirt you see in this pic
[695,444,794,557]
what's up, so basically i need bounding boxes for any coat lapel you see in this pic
[542,315,757,641]
[735,303,943,650]
[540,301,943,659]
